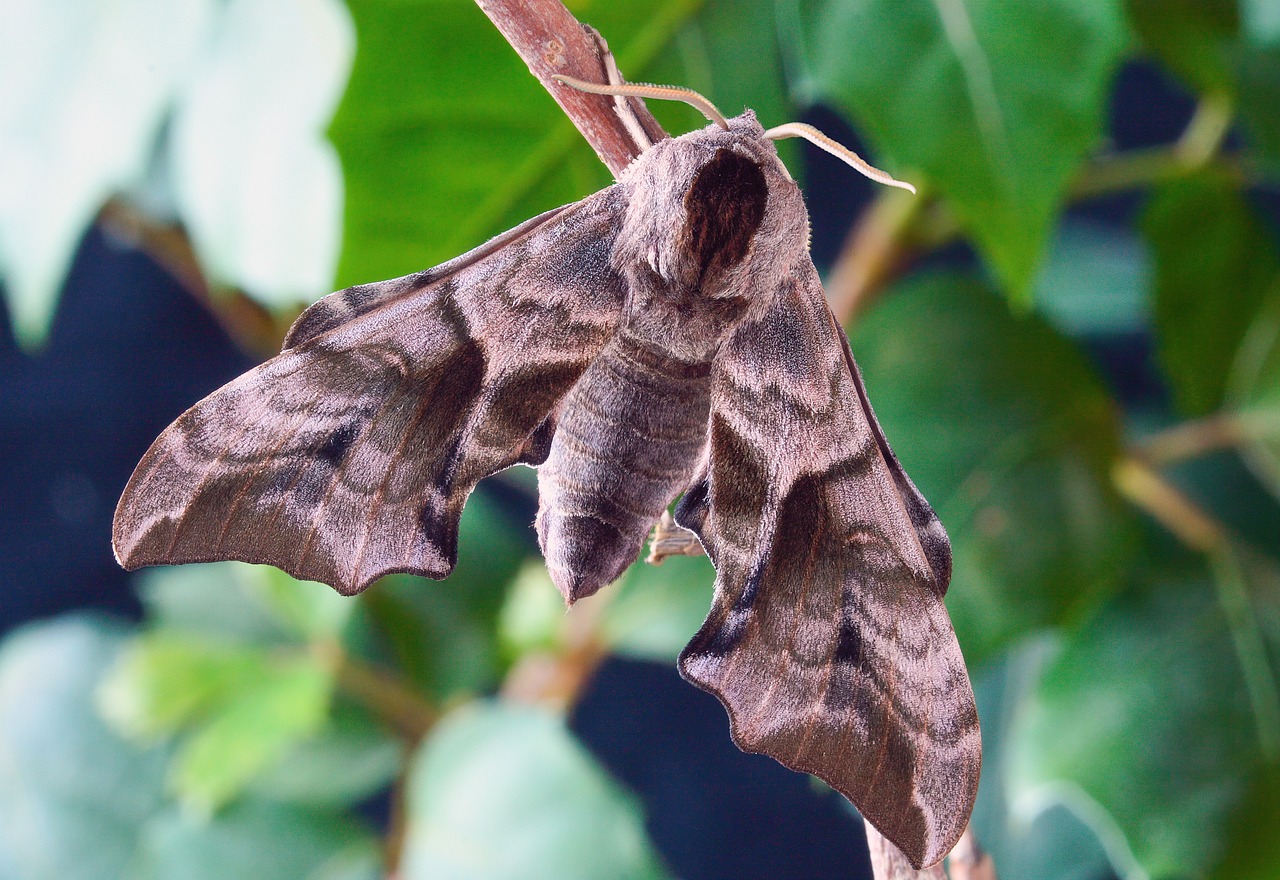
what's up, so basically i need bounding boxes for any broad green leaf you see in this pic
[1006,562,1280,880]
[1144,172,1280,416]
[402,702,669,880]
[1126,0,1240,95]
[1228,290,1280,498]
[793,0,1129,296]
[170,657,333,812]
[1238,47,1280,173]
[99,633,335,811]
[170,0,353,308]
[0,617,169,880]
[601,554,716,663]
[246,705,401,809]
[132,800,379,880]
[850,274,1137,664]
[0,0,213,345]
[138,563,297,645]
[969,645,1117,880]
[330,0,790,289]
[98,635,280,738]
[362,487,530,700]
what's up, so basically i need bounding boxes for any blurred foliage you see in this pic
[3,0,1280,878]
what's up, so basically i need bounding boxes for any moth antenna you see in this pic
[551,74,729,130]
[764,123,917,194]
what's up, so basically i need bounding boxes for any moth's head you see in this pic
[613,112,808,299]
[551,76,916,303]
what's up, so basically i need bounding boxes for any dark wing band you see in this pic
[675,261,979,868]
[114,187,628,595]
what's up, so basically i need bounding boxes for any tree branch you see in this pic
[474,0,667,177]
[864,820,947,880]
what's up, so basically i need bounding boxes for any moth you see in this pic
[113,73,980,868]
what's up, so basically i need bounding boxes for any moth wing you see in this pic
[114,188,628,595]
[674,262,979,868]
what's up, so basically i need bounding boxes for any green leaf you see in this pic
[363,487,530,700]
[246,705,400,809]
[98,634,279,738]
[793,0,1129,296]
[1238,47,1280,173]
[330,0,790,290]
[1144,172,1280,416]
[132,800,379,880]
[601,554,716,663]
[969,645,1117,880]
[1006,563,1280,880]
[0,617,169,880]
[0,0,213,345]
[1126,0,1240,95]
[850,274,1137,664]
[401,703,669,880]
[99,633,335,811]
[169,0,353,308]
[498,562,569,658]
[1228,290,1280,498]
[170,657,333,812]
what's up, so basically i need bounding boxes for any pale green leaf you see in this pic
[170,0,354,308]
[0,0,213,345]
[0,617,169,880]
[402,703,670,880]
[132,801,379,880]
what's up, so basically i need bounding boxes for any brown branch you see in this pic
[865,820,947,880]
[825,189,928,323]
[500,592,609,710]
[474,0,667,177]
[329,649,437,741]
[97,198,286,356]
[947,826,997,880]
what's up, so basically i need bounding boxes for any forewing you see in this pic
[114,188,627,595]
[674,263,979,868]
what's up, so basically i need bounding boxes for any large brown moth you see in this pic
[112,73,980,868]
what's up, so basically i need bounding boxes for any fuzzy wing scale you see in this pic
[675,263,980,868]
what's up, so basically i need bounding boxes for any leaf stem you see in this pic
[318,641,437,741]
[826,188,929,323]
[1209,549,1280,763]
[1111,456,1227,554]
[1133,413,1250,466]
[1072,92,1235,199]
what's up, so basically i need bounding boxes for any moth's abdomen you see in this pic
[537,331,711,602]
